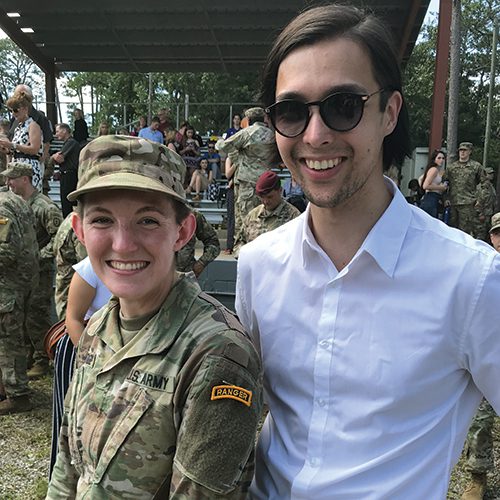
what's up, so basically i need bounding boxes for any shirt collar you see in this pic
[300,177,411,277]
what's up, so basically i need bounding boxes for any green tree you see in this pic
[64,71,259,135]
[0,38,43,106]
[404,0,499,170]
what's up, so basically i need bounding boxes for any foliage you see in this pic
[63,71,259,135]
[403,0,500,170]
[0,38,44,107]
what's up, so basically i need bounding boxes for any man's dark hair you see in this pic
[151,116,160,124]
[260,4,410,170]
[56,123,71,134]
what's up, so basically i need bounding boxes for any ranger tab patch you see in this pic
[211,384,252,407]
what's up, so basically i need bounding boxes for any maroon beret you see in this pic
[256,171,280,195]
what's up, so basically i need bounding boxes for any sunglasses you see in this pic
[265,88,386,138]
[9,108,19,113]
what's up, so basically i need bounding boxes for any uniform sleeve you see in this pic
[462,253,500,413]
[170,332,263,498]
[0,217,20,268]
[46,393,80,497]
[40,204,63,259]
[195,212,221,267]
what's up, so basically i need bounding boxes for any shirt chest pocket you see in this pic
[69,367,157,483]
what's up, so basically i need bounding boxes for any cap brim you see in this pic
[489,224,500,233]
[67,171,186,203]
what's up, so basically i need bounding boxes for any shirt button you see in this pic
[318,399,326,407]
[309,457,319,467]
[319,340,331,349]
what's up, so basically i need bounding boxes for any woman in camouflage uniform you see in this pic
[47,135,262,499]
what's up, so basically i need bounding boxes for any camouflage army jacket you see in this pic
[234,199,300,255]
[47,273,263,499]
[27,190,63,260]
[176,210,220,273]
[444,159,484,206]
[217,122,279,185]
[0,189,39,300]
[475,181,496,219]
[53,213,87,320]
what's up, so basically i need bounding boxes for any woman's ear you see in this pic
[71,212,86,246]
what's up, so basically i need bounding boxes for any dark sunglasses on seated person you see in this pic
[9,108,19,113]
[265,88,387,138]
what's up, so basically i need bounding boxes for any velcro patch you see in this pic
[210,384,252,407]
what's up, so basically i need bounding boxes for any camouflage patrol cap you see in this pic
[459,142,473,150]
[490,212,500,233]
[67,135,187,203]
[245,107,266,123]
[2,161,33,178]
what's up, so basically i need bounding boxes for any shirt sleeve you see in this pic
[60,138,78,157]
[39,204,63,259]
[170,332,263,498]
[195,212,221,267]
[46,392,80,497]
[73,256,99,289]
[462,253,500,413]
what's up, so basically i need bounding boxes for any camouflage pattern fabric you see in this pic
[465,399,495,474]
[176,210,220,273]
[69,135,187,203]
[26,191,63,362]
[234,199,300,256]
[216,122,278,185]
[0,189,39,398]
[217,123,279,234]
[443,159,484,206]
[234,181,263,235]
[449,204,477,237]
[53,213,87,320]
[475,178,497,242]
[47,273,263,499]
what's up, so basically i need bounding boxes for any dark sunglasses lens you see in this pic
[323,93,364,131]
[11,108,19,113]
[271,101,309,137]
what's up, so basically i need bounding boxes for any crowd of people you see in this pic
[0,4,499,499]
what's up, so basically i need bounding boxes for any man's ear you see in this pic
[384,90,403,137]
[174,212,196,252]
[71,212,86,246]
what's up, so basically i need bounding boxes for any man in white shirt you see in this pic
[236,4,500,499]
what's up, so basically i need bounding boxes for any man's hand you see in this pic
[192,261,205,278]
[51,152,64,164]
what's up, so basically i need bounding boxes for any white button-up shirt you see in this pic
[236,180,500,499]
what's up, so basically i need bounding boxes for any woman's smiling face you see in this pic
[73,189,194,318]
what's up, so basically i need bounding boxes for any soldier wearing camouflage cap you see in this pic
[443,141,486,236]
[0,186,39,415]
[5,161,62,378]
[217,106,280,235]
[47,136,263,499]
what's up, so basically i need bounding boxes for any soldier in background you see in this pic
[4,162,62,378]
[474,167,496,242]
[461,211,500,500]
[444,142,485,236]
[0,187,39,415]
[175,210,220,277]
[53,212,87,320]
[217,107,280,234]
[234,171,300,256]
